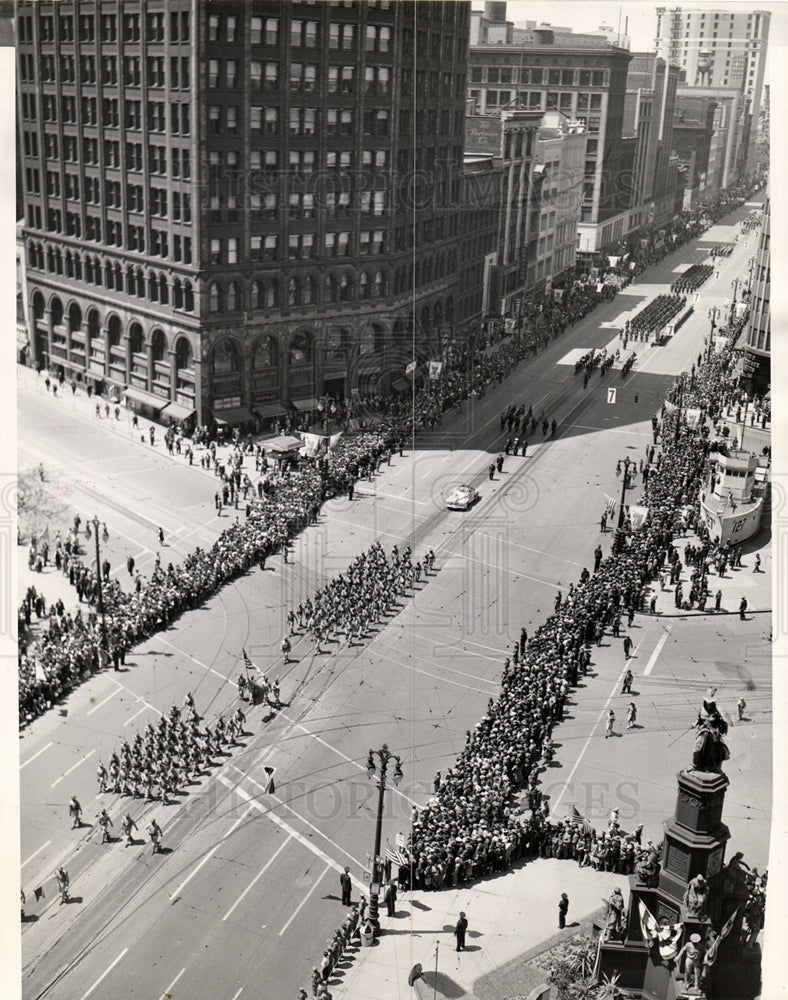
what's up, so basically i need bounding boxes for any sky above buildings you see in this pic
[472,1,777,84]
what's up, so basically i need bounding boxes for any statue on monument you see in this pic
[692,688,730,773]
[676,932,705,992]
[603,886,626,940]
[682,873,710,918]
[635,842,661,886]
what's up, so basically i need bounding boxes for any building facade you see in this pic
[655,7,769,166]
[467,1,631,255]
[17,0,471,427]
[742,197,769,394]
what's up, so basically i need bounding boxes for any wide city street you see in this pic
[17,199,772,1000]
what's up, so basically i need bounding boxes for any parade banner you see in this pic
[428,361,443,380]
[405,361,417,376]
[301,433,322,457]
[685,408,703,428]
[663,399,677,415]
[629,505,649,530]
[328,432,343,451]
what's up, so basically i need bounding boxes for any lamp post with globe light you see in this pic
[366,744,403,935]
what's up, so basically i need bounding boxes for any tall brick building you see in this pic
[17,0,470,427]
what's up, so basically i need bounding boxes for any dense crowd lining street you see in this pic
[15,186,772,996]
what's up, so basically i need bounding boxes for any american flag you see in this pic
[385,846,410,866]
[242,649,255,671]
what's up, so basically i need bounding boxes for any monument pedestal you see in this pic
[596,768,752,999]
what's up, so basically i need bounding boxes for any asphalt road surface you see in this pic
[18,200,770,1000]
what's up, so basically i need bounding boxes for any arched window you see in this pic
[303,275,316,305]
[359,272,369,298]
[127,267,135,295]
[325,274,337,303]
[115,263,122,290]
[136,268,145,297]
[175,337,193,371]
[159,274,169,304]
[227,282,239,311]
[87,308,100,342]
[209,283,221,312]
[173,279,183,309]
[184,281,194,312]
[339,273,351,301]
[105,261,114,287]
[151,329,167,362]
[74,254,83,281]
[65,252,73,278]
[129,322,144,355]
[149,272,159,301]
[108,315,122,349]
[32,291,46,321]
[213,340,239,374]
[253,336,278,369]
[250,281,261,310]
[288,277,299,307]
[47,247,55,273]
[50,297,64,327]
[289,331,312,365]
[54,249,63,275]
[92,256,101,285]
[374,271,385,296]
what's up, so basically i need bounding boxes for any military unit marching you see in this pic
[96,695,247,805]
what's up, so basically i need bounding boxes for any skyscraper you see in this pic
[654,8,770,124]
[742,197,769,394]
[17,0,470,427]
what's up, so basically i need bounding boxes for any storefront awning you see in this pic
[123,386,167,411]
[213,406,252,426]
[291,396,320,411]
[255,401,287,419]
[161,401,195,422]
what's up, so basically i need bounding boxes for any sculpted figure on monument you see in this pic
[683,873,710,918]
[635,843,661,886]
[692,688,730,772]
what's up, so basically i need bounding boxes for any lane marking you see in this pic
[21,840,51,869]
[86,687,121,716]
[123,704,150,727]
[156,636,231,683]
[51,749,96,788]
[107,677,163,718]
[550,638,644,819]
[231,989,243,1000]
[280,716,418,806]
[20,741,54,770]
[383,651,498,695]
[279,862,331,936]
[222,836,292,922]
[644,628,671,677]
[159,967,186,1000]
[168,805,253,901]
[231,765,370,868]
[219,777,367,894]
[79,948,128,1000]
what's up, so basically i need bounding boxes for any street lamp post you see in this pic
[617,457,633,530]
[89,515,109,666]
[366,744,403,936]
[707,306,719,361]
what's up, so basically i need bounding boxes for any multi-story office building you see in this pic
[624,53,680,228]
[742,197,769,394]
[655,7,769,120]
[655,7,769,166]
[17,0,470,427]
[464,109,542,321]
[468,1,631,255]
[674,86,747,201]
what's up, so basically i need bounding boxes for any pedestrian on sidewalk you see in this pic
[627,703,637,729]
[739,597,748,620]
[558,893,569,929]
[754,554,762,573]
[622,635,633,659]
[605,710,616,738]
[384,880,397,917]
[454,911,468,951]
[340,867,351,906]
[621,668,633,694]
[158,526,165,546]
[737,697,747,721]
[715,589,722,612]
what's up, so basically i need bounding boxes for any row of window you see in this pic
[470,66,609,87]
[37,94,191,135]
[208,270,391,313]
[24,54,191,89]
[24,135,191,180]
[209,15,392,51]
[479,90,603,111]
[27,11,189,45]
[28,246,196,312]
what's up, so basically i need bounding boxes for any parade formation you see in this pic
[17,154,771,1000]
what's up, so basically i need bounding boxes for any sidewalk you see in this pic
[336,860,614,1000]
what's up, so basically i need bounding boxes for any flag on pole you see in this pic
[385,846,410,866]
[405,361,417,376]
[638,899,658,948]
[242,649,255,671]
[34,886,45,902]
[656,921,684,962]
[604,495,617,517]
